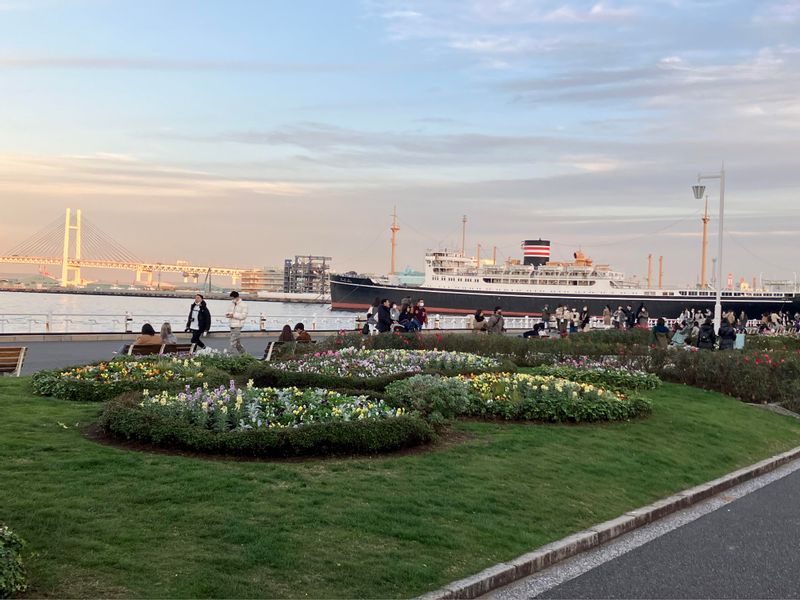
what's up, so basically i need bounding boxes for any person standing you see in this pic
[472,309,487,333]
[541,304,551,330]
[602,305,612,327]
[226,291,248,354]
[412,299,428,329]
[580,306,590,331]
[486,306,505,334]
[185,294,211,349]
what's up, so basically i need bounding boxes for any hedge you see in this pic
[99,396,436,458]
[0,524,26,598]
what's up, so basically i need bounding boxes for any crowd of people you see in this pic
[124,291,800,356]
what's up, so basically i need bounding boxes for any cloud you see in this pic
[753,1,800,24]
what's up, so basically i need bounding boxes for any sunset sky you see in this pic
[1,0,798,286]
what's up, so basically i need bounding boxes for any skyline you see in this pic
[1,0,799,286]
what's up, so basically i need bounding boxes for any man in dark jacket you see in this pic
[696,318,717,350]
[185,294,211,348]
[377,299,393,333]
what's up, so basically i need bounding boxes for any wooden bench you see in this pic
[0,347,27,377]
[125,343,196,357]
[161,343,196,355]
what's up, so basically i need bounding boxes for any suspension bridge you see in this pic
[1,208,252,287]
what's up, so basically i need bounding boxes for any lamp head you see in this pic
[692,184,706,200]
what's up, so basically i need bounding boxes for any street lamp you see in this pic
[691,164,726,333]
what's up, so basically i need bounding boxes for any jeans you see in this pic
[190,329,206,349]
[229,327,245,354]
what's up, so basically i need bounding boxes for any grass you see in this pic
[2,375,800,598]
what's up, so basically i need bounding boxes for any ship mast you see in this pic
[700,195,710,288]
[461,215,467,256]
[390,206,400,275]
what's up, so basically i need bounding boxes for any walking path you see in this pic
[487,458,800,599]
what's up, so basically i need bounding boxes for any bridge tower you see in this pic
[61,208,82,287]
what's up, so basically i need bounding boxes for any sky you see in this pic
[1,0,798,287]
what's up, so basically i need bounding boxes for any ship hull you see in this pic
[330,275,799,320]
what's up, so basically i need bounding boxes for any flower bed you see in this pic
[32,357,227,402]
[273,347,501,378]
[385,372,651,423]
[527,363,662,391]
[140,380,404,432]
[99,381,435,457]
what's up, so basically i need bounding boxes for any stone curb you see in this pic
[418,446,800,600]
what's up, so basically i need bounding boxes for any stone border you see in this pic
[418,446,800,600]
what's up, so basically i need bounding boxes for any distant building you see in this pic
[241,268,285,293]
[284,255,331,295]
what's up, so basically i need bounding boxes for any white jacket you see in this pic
[228,300,248,328]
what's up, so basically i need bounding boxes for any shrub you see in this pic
[193,349,260,375]
[648,349,800,407]
[99,396,435,458]
[527,364,662,391]
[0,523,27,598]
[321,330,653,366]
[384,375,473,423]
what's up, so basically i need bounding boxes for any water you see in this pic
[0,291,353,334]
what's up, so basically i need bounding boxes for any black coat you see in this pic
[186,301,211,333]
[376,304,393,333]
[718,322,736,350]
[696,323,717,350]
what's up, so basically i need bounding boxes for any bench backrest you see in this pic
[0,346,27,377]
[128,344,164,356]
[161,343,196,355]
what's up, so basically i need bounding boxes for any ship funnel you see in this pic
[522,239,550,266]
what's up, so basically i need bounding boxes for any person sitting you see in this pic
[472,309,487,333]
[160,322,178,345]
[294,322,313,342]
[278,324,294,342]
[650,317,671,349]
[397,304,420,332]
[134,323,161,346]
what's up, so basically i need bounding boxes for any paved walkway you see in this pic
[0,337,271,375]
[489,459,800,599]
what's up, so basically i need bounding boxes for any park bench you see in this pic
[0,346,27,377]
[262,339,317,362]
[124,343,196,357]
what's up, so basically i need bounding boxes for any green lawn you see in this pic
[2,377,799,598]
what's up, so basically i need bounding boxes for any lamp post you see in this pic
[691,163,726,333]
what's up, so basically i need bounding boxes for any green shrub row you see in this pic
[99,396,436,458]
[0,524,27,598]
[322,330,652,366]
[647,349,800,408]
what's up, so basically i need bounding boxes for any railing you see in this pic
[0,313,772,335]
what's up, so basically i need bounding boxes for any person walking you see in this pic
[226,291,248,354]
[185,294,211,349]
[486,306,505,334]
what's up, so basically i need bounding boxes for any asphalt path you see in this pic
[490,461,800,599]
[0,337,271,374]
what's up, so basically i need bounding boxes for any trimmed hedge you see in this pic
[322,330,652,366]
[99,395,436,458]
[0,523,27,598]
[241,360,517,393]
